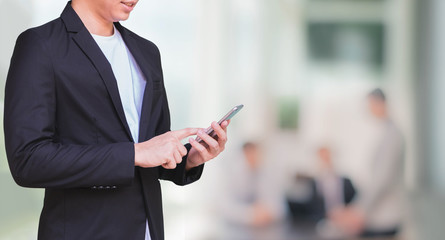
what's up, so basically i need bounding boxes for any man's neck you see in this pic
[71,1,114,36]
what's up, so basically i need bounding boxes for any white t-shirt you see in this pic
[92,25,146,143]
[92,25,151,240]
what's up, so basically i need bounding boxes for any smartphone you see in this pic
[195,104,244,143]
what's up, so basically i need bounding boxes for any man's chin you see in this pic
[115,14,131,22]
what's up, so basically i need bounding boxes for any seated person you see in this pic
[287,146,356,222]
[220,142,284,227]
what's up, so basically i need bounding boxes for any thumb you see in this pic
[171,128,199,140]
[162,159,177,169]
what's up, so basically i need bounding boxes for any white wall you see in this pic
[423,0,445,192]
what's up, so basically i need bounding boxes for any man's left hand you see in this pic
[186,120,230,171]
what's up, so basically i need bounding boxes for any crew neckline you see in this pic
[91,25,118,39]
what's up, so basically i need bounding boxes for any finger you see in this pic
[173,150,182,164]
[221,120,230,130]
[211,121,227,144]
[163,158,176,169]
[194,128,207,143]
[189,137,210,159]
[171,128,199,140]
[177,144,188,157]
[197,129,219,154]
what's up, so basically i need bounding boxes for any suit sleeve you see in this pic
[343,178,356,205]
[4,29,135,189]
[158,143,204,186]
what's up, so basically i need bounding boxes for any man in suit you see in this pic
[311,147,356,221]
[4,1,229,239]
[287,146,356,222]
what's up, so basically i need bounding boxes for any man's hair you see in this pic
[369,88,386,102]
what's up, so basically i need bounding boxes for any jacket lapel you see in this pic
[115,23,156,143]
[61,3,133,141]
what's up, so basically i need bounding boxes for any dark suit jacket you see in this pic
[287,177,356,222]
[4,2,203,240]
[308,177,356,221]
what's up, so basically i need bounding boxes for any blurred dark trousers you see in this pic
[361,227,399,238]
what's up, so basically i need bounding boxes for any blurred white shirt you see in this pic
[220,149,286,226]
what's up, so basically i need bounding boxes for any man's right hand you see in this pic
[134,128,199,169]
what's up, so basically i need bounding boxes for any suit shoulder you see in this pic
[120,26,160,53]
[343,178,354,187]
[17,18,65,43]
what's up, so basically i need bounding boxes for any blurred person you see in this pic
[220,142,284,227]
[314,147,356,221]
[4,1,231,240]
[329,88,405,238]
[286,146,357,239]
[287,146,356,224]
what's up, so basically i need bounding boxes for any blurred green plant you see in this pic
[278,97,299,130]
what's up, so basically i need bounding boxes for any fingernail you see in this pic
[198,130,204,135]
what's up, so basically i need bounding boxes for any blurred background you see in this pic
[0,0,444,239]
